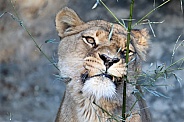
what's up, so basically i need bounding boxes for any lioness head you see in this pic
[56,7,149,101]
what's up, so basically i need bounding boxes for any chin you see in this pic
[82,76,117,101]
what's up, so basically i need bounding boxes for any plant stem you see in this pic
[166,57,184,70]
[100,0,126,29]
[93,102,119,122]
[122,0,134,121]
[155,57,184,79]
[133,0,170,27]
[122,76,127,121]
[9,0,60,71]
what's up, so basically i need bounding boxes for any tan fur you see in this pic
[55,7,151,122]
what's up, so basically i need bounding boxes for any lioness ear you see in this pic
[55,7,84,38]
[131,28,150,61]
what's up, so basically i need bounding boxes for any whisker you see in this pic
[115,68,124,77]
[59,59,84,63]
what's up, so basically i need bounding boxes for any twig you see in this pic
[8,0,60,71]
[99,0,126,29]
[133,0,170,27]
[171,35,183,63]
[93,102,120,122]
[180,0,183,14]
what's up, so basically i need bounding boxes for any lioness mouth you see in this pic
[81,72,122,86]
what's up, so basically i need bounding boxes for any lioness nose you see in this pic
[99,54,120,69]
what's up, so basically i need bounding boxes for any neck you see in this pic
[68,79,123,122]
[76,94,122,122]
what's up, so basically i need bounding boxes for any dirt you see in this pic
[0,0,184,122]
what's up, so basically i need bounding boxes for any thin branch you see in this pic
[8,0,60,71]
[180,0,183,14]
[99,0,126,29]
[133,0,170,27]
[171,35,183,63]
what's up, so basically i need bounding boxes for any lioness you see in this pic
[55,7,151,122]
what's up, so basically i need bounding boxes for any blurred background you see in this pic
[0,0,183,122]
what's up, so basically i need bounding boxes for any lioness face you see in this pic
[56,7,149,100]
[81,28,136,100]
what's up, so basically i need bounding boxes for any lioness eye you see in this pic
[128,51,134,56]
[82,36,96,47]
[121,49,135,57]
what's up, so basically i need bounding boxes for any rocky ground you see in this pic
[0,0,184,122]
